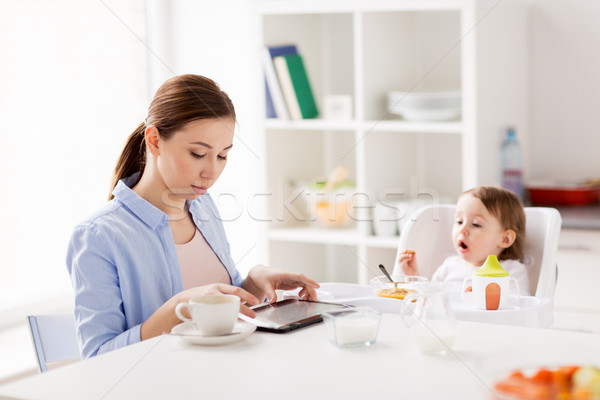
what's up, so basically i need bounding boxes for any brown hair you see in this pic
[109,74,236,200]
[462,186,526,261]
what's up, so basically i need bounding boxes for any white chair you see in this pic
[392,204,562,299]
[27,313,81,373]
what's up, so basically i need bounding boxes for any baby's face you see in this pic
[451,194,509,267]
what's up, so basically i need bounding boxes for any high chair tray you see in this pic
[304,283,553,328]
[450,293,553,328]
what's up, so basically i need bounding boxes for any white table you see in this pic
[1,314,599,400]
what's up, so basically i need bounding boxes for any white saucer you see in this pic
[170,321,256,346]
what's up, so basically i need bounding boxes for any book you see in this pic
[262,45,298,119]
[273,54,319,120]
[264,79,276,118]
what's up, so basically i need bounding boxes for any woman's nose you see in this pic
[200,158,218,178]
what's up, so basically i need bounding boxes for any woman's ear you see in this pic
[500,229,516,249]
[145,125,160,156]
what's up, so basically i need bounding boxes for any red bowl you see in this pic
[526,185,600,206]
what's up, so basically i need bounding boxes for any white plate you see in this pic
[281,288,334,301]
[170,321,256,346]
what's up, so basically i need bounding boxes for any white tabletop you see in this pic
[1,314,599,400]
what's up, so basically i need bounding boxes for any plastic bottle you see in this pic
[501,127,523,200]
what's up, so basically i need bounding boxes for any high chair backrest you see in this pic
[392,204,562,299]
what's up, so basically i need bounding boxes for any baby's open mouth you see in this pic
[459,240,468,250]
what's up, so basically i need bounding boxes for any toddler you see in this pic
[397,186,531,295]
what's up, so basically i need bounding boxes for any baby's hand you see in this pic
[397,249,419,276]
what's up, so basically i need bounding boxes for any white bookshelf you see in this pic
[255,0,528,283]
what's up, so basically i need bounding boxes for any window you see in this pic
[0,0,148,314]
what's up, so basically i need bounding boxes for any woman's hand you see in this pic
[140,283,260,341]
[242,265,320,303]
[175,283,260,318]
[397,249,420,276]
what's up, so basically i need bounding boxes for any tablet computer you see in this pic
[250,299,351,333]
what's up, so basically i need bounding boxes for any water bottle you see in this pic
[501,127,523,200]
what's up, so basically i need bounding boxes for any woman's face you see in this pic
[156,117,235,202]
[451,194,511,266]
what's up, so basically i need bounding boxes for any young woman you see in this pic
[67,74,319,358]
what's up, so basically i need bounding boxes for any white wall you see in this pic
[147,0,266,275]
[528,0,600,182]
[0,0,148,324]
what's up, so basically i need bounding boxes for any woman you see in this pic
[67,74,319,358]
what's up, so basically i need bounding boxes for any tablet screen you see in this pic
[251,299,350,333]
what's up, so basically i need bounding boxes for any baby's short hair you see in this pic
[462,186,525,261]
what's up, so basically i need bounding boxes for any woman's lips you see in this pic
[191,185,207,195]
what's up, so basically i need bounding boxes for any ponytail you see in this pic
[109,122,146,200]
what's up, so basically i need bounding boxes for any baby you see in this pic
[397,186,531,295]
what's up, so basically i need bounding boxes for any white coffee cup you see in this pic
[462,275,520,310]
[175,294,240,336]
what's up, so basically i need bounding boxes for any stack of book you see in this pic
[262,44,319,120]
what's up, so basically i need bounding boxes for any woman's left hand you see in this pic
[242,265,320,303]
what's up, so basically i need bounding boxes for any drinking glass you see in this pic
[403,283,457,356]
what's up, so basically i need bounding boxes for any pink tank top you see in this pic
[175,229,231,290]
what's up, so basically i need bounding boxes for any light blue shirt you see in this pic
[66,174,243,358]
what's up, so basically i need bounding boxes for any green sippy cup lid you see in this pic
[473,255,509,277]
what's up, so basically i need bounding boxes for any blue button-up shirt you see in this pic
[66,174,243,358]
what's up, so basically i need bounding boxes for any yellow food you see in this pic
[376,287,417,299]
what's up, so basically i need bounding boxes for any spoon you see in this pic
[378,264,398,288]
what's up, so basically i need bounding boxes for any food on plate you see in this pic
[573,366,600,399]
[376,287,417,299]
[494,365,600,399]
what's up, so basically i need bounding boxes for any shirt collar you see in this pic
[188,195,210,225]
[112,173,170,229]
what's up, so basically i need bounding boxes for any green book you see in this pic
[273,54,319,119]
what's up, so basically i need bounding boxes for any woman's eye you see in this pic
[191,152,206,159]
[218,155,228,160]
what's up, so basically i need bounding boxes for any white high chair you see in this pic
[392,204,562,300]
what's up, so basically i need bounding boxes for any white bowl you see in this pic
[387,91,462,121]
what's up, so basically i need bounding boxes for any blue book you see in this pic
[267,44,298,59]
[262,45,298,119]
[264,79,276,118]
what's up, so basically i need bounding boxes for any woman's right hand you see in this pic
[176,283,261,318]
[141,283,260,341]
[397,249,420,276]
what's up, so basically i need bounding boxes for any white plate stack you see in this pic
[387,91,461,122]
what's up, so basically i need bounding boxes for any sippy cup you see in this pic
[462,255,520,310]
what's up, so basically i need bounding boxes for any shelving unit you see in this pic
[255,0,528,284]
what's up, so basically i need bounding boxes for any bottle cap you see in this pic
[473,255,509,277]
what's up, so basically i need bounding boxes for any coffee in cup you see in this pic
[175,294,240,336]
